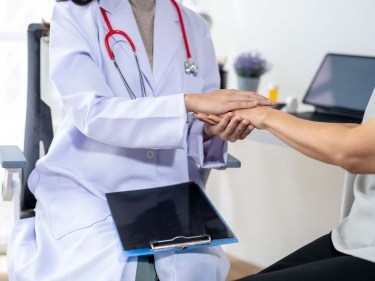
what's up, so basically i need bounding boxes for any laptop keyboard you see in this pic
[291,112,362,124]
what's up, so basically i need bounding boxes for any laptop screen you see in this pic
[303,53,375,115]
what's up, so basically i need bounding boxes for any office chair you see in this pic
[1,24,52,221]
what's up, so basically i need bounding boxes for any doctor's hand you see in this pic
[184,89,274,115]
[201,112,255,142]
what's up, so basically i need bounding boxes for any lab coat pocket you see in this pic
[7,217,38,280]
[48,185,110,240]
[182,74,204,94]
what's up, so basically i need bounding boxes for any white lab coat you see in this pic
[7,0,230,280]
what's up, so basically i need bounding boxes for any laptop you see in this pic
[292,53,375,124]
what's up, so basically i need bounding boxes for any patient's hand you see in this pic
[232,106,271,129]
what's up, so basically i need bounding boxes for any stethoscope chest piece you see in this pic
[185,59,199,76]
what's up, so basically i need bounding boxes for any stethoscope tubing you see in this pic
[169,0,191,60]
[101,7,146,99]
[100,0,197,99]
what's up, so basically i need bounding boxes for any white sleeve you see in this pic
[187,18,227,168]
[49,3,188,149]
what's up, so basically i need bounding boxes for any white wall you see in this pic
[190,0,375,268]
[195,0,375,101]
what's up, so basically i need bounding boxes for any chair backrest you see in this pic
[21,23,54,217]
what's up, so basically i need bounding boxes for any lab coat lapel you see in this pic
[99,0,155,91]
[153,0,182,87]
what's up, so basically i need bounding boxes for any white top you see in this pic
[332,89,375,263]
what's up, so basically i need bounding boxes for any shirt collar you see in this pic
[99,0,125,14]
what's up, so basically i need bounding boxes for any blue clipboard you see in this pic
[106,181,238,257]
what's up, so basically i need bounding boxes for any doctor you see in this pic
[7,0,273,280]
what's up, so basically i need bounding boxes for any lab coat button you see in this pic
[146,150,155,160]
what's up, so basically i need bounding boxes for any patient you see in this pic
[195,89,375,280]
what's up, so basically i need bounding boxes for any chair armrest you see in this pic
[0,145,27,169]
[220,153,241,169]
[201,153,241,184]
[1,145,26,222]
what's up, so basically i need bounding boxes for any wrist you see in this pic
[259,107,274,130]
[184,94,196,112]
[203,124,214,141]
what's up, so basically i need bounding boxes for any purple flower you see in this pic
[234,52,270,77]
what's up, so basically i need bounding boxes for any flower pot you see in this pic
[237,76,260,92]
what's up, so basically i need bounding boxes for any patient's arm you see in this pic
[196,107,375,174]
[237,107,375,173]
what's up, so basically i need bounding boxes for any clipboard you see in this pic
[105,181,238,257]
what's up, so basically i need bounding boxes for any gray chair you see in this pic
[1,24,52,221]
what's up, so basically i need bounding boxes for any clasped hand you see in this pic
[185,89,275,142]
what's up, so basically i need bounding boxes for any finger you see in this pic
[215,112,233,134]
[207,114,223,124]
[236,91,275,106]
[222,116,244,140]
[226,90,274,106]
[239,124,255,140]
[228,119,250,142]
[247,93,274,105]
[193,113,217,125]
[228,100,258,111]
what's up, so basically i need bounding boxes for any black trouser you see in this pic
[237,233,375,281]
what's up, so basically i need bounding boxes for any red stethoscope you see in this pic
[100,0,198,100]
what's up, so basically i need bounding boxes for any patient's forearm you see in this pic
[261,109,352,165]
[234,107,375,173]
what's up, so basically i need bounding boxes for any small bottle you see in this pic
[284,96,298,113]
[267,83,278,102]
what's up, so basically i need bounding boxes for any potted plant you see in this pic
[233,52,270,91]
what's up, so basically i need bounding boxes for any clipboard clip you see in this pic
[150,234,212,251]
